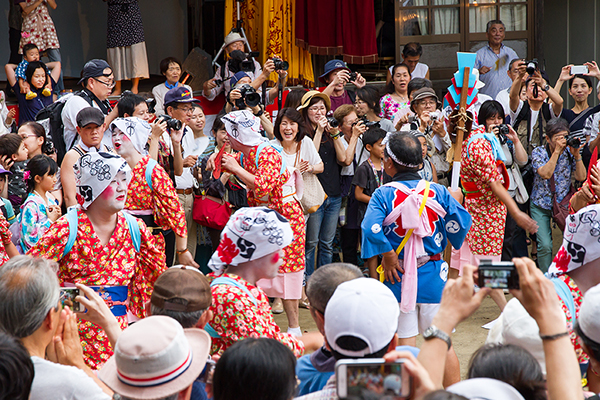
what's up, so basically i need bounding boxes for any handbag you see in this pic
[548,175,576,232]
[192,194,233,230]
[510,163,529,204]
[294,141,327,214]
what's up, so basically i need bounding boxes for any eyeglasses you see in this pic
[354,99,367,106]
[417,99,437,107]
[176,106,194,114]
[93,78,116,89]
[308,106,326,113]
[19,133,37,138]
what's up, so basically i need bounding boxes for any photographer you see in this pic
[225,71,274,139]
[354,86,395,132]
[320,60,366,112]
[531,118,584,272]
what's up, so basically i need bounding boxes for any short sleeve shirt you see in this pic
[531,146,575,210]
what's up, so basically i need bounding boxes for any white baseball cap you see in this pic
[578,283,600,343]
[324,278,399,357]
[447,378,525,400]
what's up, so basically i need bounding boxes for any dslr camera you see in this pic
[326,111,339,128]
[566,132,583,148]
[358,115,380,128]
[229,83,261,109]
[348,71,358,82]
[271,57,289,71]
[158,114,183,131]
[496,124,510,145]
[525,59,538,75]
[228,50,260,73]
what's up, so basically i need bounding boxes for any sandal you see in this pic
[299,298,310,309]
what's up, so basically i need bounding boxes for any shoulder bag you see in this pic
[294,141,327,214]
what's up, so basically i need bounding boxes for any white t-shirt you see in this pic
[169,127,211,189]
[30,356,110,400]
[389,62,429,80]
[270,136,322,169]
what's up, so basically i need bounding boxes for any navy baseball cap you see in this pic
[164,86,200,106]
[231,71,250,87]
[319,59,350,84]
[78,59,113,85]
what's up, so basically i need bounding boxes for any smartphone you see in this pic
[336,359,412,399]
[59,288,82,312]
[478,260,519,290]
[571,65,589,75]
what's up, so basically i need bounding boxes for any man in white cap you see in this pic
[99,315,211,400]
[30,151,167,370]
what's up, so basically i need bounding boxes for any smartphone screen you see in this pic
[571,65,588,75]
[336,359,411,399]
[478,261,519,290]
[59,288,82,312]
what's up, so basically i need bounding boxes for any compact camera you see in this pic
[348,72,358,82]
[496,124,510,145]
[525,59,538,75]
[478,260,519,290]
[326,111,339,128]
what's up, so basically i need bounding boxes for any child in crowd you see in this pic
[14,43,52,100]
[0,167,16,226]
[0,91,16,135]
[17,155,60,253]
[352,127,390,278]
[0,133,29,210]
[415,131,438,182]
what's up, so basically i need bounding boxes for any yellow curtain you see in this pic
[225,0,315,87]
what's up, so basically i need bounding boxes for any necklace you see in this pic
[368,159,383,187]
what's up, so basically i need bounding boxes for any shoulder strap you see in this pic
[541,102,552,122]
[63,208,79,258]
[255,142,286,174]
[123,213,141,253]
[73,146,85,157]
[551,277,576,320]
[145,158,158,191]
[210,276,258,307]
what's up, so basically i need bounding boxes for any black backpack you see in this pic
[35,92,92,165]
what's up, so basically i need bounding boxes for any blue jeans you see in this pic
[305,196,342,277]
[530,202,553,272]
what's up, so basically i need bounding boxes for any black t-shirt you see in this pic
[317,139,342,198]
[352,159,391,225]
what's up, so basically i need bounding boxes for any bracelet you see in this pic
[539,331,569,340]
[330,132,341,140]
[176,248,190,256]
[575,157,582,162]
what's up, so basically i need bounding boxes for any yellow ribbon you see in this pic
[377,181,431,283]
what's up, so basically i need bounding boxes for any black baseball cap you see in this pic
[76,107,105,128]
[78,59,113,85]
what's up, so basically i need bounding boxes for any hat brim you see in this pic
[170,97,201,104]
[318,67,351,84]
[99,329,210,400]
[296,91,331,112]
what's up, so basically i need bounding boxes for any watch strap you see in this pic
[424,325,451,350]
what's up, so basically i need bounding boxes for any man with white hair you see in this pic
[0,256,112,399]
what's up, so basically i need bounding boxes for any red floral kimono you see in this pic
[207,273,304,357]
[0,213,12,267]
[124,155,187,249]
[238,146,305,273]
[29,211,166,369]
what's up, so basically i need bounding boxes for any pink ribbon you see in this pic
[383,181,446,313]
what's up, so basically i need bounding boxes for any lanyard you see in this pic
[368,159,383,187]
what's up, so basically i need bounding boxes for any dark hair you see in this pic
[478,100,506,129]
[402,42,423,58]
[25,61,49,89]
[159,57,182,75]
[407,78,433,98]
[213,338,297,400]
[384,132,422,171]
[20,121,53,156]
[575,322,600,362]
[329,337,393,361]
[305,263,362,314]
[212,112,226,133]
[22,43,38,56]
[274,108,309,143]
[0,331,35,400]
[301,96,330,133]
[468,344,546,400]
[384,63,411,95]
[192,102,204,112]
[545,118,570,139]
[0,133,23,158]
[363,127,387,147]
[509,58,523,71]
[486,19,505,32]
[25,154,58,194]
[423,391,469,400]
[117,93,147,118]
[356,86,381,115]
[283,88,309,110]
[568,74,593,90]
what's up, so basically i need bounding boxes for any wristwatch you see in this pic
[542,84,550,92]
[422,325,451,350]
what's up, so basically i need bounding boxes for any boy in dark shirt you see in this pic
[352,128,390,277]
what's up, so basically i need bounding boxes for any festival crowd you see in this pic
[2,5,600,399]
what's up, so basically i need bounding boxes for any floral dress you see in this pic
[238,146,305,273]
[18,191,58,253]
[0,213,12,267]
[460,127,507,256]
[379,93,409,121]
[19,0,60,52]
[124,155,187,251]
[207,273,304,357]
[29,211,166,369]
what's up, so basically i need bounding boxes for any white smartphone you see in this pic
[335,358,412,399]
[571,65,589,75]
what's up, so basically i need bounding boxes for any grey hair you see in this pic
[306,263,363,313]
[150,299,205,329]
[0,256,60,338]
[486,19,505,32]
[117,394,178,400]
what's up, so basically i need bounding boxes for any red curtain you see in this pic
[295,0,378,64]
